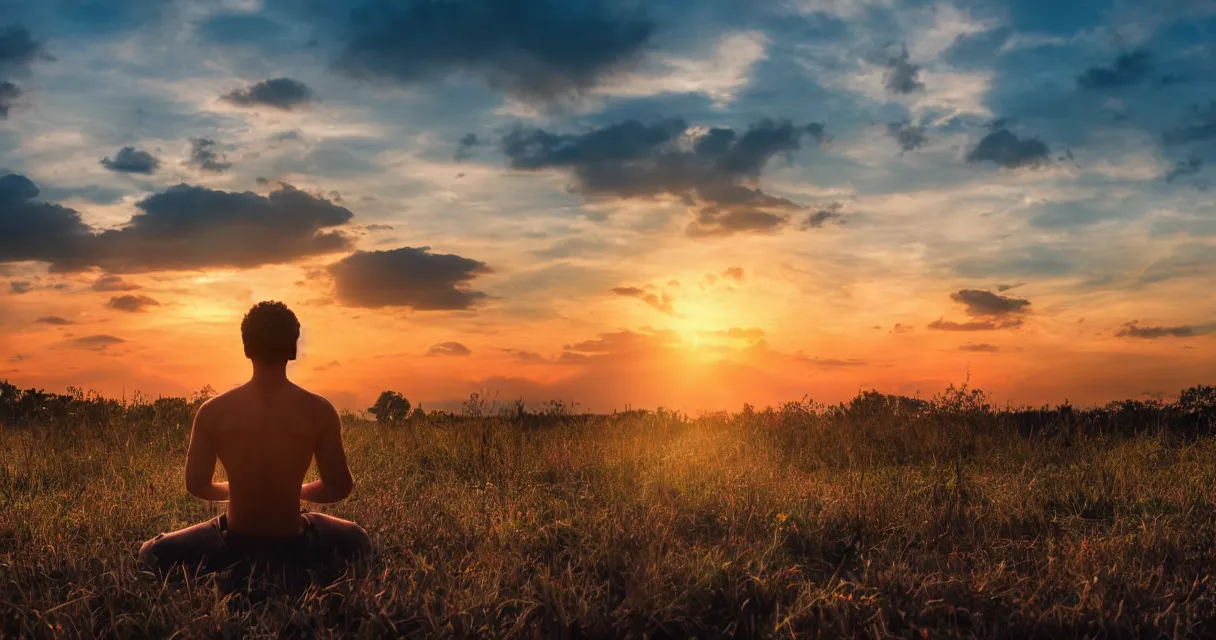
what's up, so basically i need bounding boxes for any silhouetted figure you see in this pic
[139,301,370,574]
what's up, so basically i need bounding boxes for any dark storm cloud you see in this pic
[91,275,139,291]
[966,125,1051,169]
[612,286,676,315]
[426,341,472,356]
[9,280,30,294]
[35,316,73,325]
[0,174,93,265]
[336,0,653,103]
[887,119,926,153]
[186,138,232,173]
[1077,50,1153,90]
[959,343,1000,352]
[100,146,160,174]
[64,334,125,351]
[950,289,1031,316]
[221,77,314,110]
[0,174,355,272]
[327,246,492,310]
[107,294,159,312]
[1164,103,1216,145]
[928,318,1024,331]
[883,46,924,94]
[1115,321,1210,339]
[503,118,826,237]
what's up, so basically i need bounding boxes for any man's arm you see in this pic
[184,401,230,502]
[301,399,354,504]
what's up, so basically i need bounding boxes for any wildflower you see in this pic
[776,513,788,523]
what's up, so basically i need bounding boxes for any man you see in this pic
[139,301,370,571]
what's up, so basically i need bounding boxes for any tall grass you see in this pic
[3,381,1216,638]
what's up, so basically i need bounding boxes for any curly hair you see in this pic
[241,301,300,363]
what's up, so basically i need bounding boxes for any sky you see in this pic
[1,0,1214,413]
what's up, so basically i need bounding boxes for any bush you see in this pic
[368,391,411,425]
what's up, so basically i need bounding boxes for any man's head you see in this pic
[241,301,300,363]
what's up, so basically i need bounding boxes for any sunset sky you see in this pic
[1,0,1214,412]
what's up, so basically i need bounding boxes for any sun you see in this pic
[666,296,751,347]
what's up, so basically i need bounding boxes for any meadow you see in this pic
[4,381,1216,639]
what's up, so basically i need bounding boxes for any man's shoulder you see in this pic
[196,386,245,416]
[290,384,338,415]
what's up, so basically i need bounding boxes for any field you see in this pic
[4,383,1216,638]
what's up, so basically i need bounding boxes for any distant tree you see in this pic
[369,391,410,424]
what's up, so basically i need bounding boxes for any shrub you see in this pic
[368,391,411,424]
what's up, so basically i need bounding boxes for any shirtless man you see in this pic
[139,301,370,571]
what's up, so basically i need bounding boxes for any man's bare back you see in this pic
[139,301,368,571]
[188,382,352,538]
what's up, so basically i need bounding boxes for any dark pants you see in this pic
[139,512,370,573]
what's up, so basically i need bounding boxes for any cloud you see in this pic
[35,316,74,325]
[0,25,42,71]
[966,125,1051,170]
[107,294,159,312]
[186,138,232,173]
[959,343,1000,352]
[502,348,587,365]
[9,280,30,294]
[701,327,765,341]
[1163,103,1216,145]
[426,341,472,357]
[1115,321,1211,339]
[335,0,654,103]
[221,77,314,110]
[91,275,139,291]
[883,46,924,94]
[928,317,1024,331]
[564,329,680,356]
[0,178,354,273]
[0,174,95,265]
[612,286,676,315]
[364,224,394,232]
[454,133,481,160]
[1077,50,1153,90]
[313,360,341,372]
[0,81,20,118]
[328,246,492,310]
[1164,156,1203,183]
[887,119,927,153]
[722,267,744,282]
[803,202,843,229]
[0,24,45,118]
[503,118,825,237]
[64,334,125,351]
[796,355,867,369]
[100,147,160,174]
[950,289,1031,316]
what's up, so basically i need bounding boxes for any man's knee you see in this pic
[304,513,372,555]
[138,533,169,568]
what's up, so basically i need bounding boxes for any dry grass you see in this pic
[5,393,1216,638]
